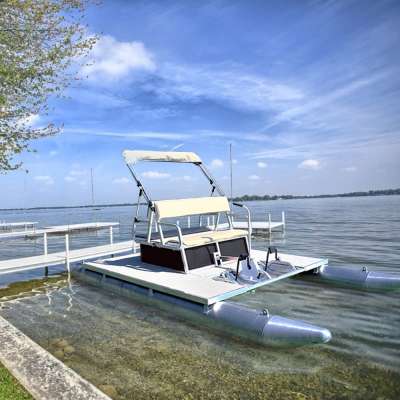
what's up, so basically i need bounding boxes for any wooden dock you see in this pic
[0,222,119,240]
[0,240,136,275]
[214,221,284,232]
[205,212,285,235]
[42,222,119,232]
[0,221,38,231]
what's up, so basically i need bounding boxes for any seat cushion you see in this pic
[165,229,248,247]
[154,196,230,219]
[135,226,212,241]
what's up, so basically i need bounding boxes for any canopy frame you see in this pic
[123,150,229,249]
[123,150,202,164]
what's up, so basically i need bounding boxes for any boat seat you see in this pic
[135,226,211,241]
[164,228,248,247]
[152,196,248,248]
[154,196,230,219]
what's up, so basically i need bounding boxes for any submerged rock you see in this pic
[54,338,69,349]
[99,384,118,398]
[53,349,65,360]
[63,345,75,355]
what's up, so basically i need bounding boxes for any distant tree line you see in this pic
[231,188,400,202]
[1,188,399,211]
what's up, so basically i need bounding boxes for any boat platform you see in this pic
[82,250,327,306]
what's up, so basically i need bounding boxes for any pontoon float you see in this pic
[76,150,400,346]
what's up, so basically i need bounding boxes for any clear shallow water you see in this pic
[0,196,400,399]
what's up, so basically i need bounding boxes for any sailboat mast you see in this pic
[90,168,95,206]
[229,143,233,202]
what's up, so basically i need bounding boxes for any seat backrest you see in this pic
[153,196,230,220]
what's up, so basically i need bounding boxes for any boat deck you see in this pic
[83,250,327,305]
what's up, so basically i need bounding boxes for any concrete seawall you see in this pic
[0,316,111,400]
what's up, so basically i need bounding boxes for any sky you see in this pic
[1,0,400,208]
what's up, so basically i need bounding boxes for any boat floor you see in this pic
[83,250,327,305]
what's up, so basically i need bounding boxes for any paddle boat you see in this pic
[77,150,400,346]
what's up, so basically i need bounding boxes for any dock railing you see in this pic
[0,222,125,277]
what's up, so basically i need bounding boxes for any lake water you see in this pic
[0,196,399,399]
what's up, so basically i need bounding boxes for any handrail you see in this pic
[157,221,183,247]
[232,202,252,248]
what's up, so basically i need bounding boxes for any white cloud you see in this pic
[210,159,224,168]
[264,73,387,129]
[248,131,400,161]
[49,150,58,157]
[153,64,304,113]
[64,167,87,183]
[257,161,267,168]
[82,35,155,82]
[142,171,171,179]
[170,143,184,151]
[298,159,321,170]
[67,88,132,109]
[249,174,260,180]
[232,159,238,164]
[34,175,54,185]
[69,169,86,176]
[113,177,130,184]
[344,166,357,172]
[64,128,190,141]
[171,175,195,182]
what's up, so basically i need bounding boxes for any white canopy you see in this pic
[123,150,202,164]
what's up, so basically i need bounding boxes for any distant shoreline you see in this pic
[1,188,399,212]
[232,188,400,202]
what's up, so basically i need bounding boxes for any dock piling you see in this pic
[43,232,48,256]
[109,226,113,245]
[268,213,272,236]
[65,233,70,273]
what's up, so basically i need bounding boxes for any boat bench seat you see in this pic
[152,196,248,248]
[154,196,230,219]
[135,226,212,241]
[164,228,248,247]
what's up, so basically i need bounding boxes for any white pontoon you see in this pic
[78,150,400,346]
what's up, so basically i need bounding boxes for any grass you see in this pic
[0,362,33,400]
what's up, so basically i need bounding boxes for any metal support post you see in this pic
[109,226,113,244]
